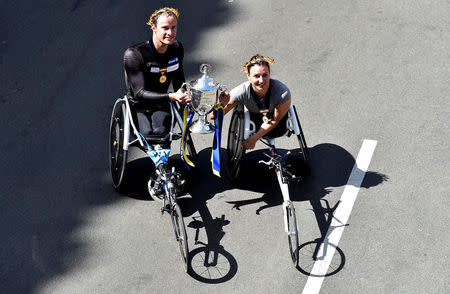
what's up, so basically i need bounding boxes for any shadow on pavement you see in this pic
[182,148,238,283]
[0,1,234,293]
[224,142,388,276]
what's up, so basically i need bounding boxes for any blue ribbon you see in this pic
[211,106,224,177]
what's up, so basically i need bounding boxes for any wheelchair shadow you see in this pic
[177,148,238,283]
[119,147,239,283]
[226,142,388,276]
[227,143,388,216]
[118,149,156,200]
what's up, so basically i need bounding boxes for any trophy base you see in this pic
[190,120,215,134]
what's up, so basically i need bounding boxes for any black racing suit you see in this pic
[123,40,185,136]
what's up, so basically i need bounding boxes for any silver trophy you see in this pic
[182,64,226,134]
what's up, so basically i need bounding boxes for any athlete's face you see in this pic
[247,64,271,98]
[152,14,178,46]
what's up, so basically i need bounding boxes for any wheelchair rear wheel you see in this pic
[109,99,128,190]
[227,106,245,182]
[293,105,308,164]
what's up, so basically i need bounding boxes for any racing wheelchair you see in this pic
[109,87,197,271]
[226,103,309,265]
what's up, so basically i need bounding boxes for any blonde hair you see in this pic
[146,7,180,27]
[242,54,275,73]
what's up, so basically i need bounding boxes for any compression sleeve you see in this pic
[123,48,169,101]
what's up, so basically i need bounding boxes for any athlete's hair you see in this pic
[242,54,275,74]
[147,7,180,27]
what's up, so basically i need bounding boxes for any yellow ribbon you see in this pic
[181,107,195,167]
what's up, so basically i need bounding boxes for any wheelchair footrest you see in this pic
[144,134,171,144]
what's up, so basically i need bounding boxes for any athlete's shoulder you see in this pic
[167,40,184,55]
[171,40,183,49]
[271,79,289,90]
[127,41,149,51]
[124,41,148,58]
[270,79,291,101]
[230,81,251,99]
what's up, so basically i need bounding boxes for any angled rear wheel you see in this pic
[227,107,245,182]
[293,105,308,164]
[109,99,128,191]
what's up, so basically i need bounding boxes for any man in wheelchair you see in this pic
[123,7,190,139]
[110,7,198,194]
[217,54,291,149]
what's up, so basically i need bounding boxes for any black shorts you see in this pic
[249,112,288,138]
[135,102,171,136]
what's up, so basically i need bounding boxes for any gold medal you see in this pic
[159,68,167,83]
[260,109,269,123]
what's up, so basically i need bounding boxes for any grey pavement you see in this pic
[1,0,449,293]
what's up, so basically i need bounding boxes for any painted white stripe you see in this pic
[302,139,377,294]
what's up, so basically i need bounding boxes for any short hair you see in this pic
[146,7,180,27]
[242,54,275,74]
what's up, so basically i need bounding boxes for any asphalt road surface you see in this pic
[1,0,449,293]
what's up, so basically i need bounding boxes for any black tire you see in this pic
[293,105,309,163]
[286,204,299,265]
[172,203,189,272]
[109,99,128,191]
[227,107,245,182]
[169,157,195,196]
[184,132,198,167]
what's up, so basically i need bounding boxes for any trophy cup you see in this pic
[183,64,225,134]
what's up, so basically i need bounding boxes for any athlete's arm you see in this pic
[124,48,169,101]
[242,98,291,150]
[208,92,235,119]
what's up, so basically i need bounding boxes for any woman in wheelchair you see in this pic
[123,7,190,138]
[216,54,291,150]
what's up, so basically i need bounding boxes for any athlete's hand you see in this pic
[170,88,191,104]
[242,134,258,150]
[219,91,230,106]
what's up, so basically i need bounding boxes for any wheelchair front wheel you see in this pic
[109,99,128,190]
[227,107,245,182]
[286,204,299,265]
[171,203,189,272]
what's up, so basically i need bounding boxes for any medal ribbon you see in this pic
[211,104,224,177]
[181,105,195,167]
[250,85,271,120]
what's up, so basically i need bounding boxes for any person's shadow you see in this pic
[177,148,238,283]
[120,143,388,277]
[225,143,388,276]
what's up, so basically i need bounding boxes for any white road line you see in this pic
[302,139,377,294]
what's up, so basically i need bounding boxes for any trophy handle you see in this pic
[181,82,191,92]
[218,84,227,93]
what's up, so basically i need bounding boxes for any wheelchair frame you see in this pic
[109,94,197,272]
[226,103,309,265]
[227,104,308,182]
[109,94,197,190]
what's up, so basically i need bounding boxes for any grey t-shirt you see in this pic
[229,79,291,113]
